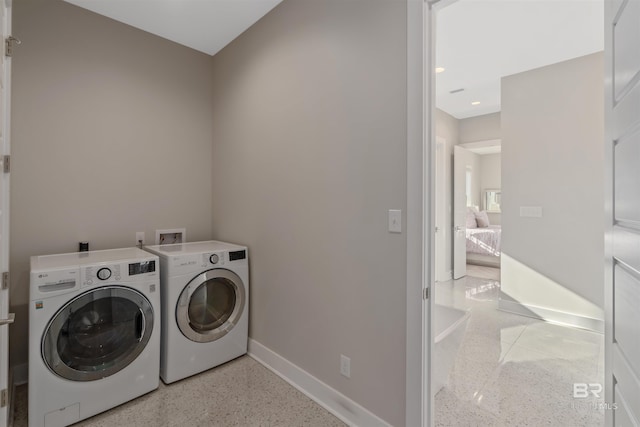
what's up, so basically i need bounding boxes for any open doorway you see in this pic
[429,0,606,425]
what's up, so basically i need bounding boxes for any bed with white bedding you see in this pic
[466,224,501,267]
[466,225,501,256]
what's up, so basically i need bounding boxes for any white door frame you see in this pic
[405,0,430,426]
[0,0,12,425]
[407,0,453,423]
[406,0,462,425]
[434,137,448,282]
[453,145,474,279]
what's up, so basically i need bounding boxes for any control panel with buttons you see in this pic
[82,264,122,287]
[80,260,156,287]
[203,252,225,266]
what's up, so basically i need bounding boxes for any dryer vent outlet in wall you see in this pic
[156,228,186,245]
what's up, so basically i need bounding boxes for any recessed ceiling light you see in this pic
[471,101,481,105]
[435,67,445,74]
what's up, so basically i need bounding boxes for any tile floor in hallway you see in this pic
[12,356,346,427]
[434,265,604,426]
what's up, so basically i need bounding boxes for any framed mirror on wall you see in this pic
[484,189,501,213]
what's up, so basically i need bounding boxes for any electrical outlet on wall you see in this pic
[136,232,145,246]
[155,228,186,245]
[340,354,351,378]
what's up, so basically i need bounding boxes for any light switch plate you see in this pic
[388,209,402,233]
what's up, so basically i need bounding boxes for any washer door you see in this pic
[176,268,246,343]
[42,286,154,381]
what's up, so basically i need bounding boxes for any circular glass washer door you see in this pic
[42,286,154,382]
[176,268,246,343]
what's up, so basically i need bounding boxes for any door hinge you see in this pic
[0,389,7,408]
[423,287,430,300]
[5,36,20,58]
[2,155,9,173]
[1,272,9,290]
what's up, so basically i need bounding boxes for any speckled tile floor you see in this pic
[12,356,346,427]
[465,264,501,281]
[435,272,604,427]
[12,266,605,427]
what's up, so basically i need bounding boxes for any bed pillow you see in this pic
[475,210,491,228]
[466,211,478,229]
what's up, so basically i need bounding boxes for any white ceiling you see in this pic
[63,0,283,56]
[62,0,603,118]
[435,0,604,119]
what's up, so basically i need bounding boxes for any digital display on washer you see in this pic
[229,250,246,261]
[129,260,156,276]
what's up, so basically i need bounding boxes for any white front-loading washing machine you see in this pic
[143,240,248,384]
[29,248,160,427]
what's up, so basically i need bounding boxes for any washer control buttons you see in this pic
[97,268,112,281]
[209,254,219,264]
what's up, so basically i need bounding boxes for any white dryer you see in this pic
[29,248,160,427]
[144,240,248,384]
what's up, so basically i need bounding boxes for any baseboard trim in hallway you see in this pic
[499,299,604,333]
[248,339,391,427]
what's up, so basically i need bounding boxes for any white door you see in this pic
[435,137,447,282]
[605,0,640,425]
[0,1,12,425]
[453,145,472,279]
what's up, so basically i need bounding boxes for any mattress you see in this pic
[466,225,501,257]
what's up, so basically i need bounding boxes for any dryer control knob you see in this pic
[209,254,219,264]
[97,268,112,280]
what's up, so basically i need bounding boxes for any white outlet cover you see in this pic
[340,354,351,378]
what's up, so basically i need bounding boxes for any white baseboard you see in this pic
[248,339,391,427]
[499,299,604,333]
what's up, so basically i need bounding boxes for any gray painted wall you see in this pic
[501,52,604,310]
[209,1,407,425]
[11,0,214,365]
[459,112,501,144]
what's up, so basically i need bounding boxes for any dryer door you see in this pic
[176,268,246,343]
[42,286,154,381]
